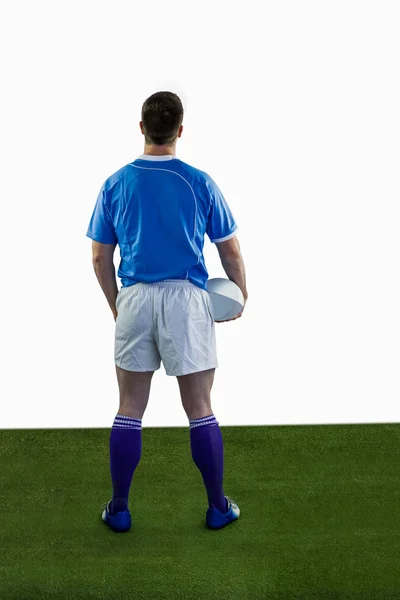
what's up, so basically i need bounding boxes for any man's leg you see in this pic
[108,366,154,515]
[177,368,228,514]
[116,366,154,419]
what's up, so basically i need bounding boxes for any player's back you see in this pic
[86,155,238,291]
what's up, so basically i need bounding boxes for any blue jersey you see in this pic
[86,155,238,291]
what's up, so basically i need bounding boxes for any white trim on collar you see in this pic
[137,155,177,161]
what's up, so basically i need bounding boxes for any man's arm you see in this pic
[215,236,248,300]
[91,241,119,318]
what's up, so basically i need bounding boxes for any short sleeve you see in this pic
[205,177,238,243]
[86,184,118,244]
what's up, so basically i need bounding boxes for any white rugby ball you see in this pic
[206,277,244,321]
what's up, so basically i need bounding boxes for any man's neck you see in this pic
[143,145,176,156]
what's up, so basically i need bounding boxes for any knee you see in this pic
[184,399,213,421]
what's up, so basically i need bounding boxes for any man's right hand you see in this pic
[215,295,248,323]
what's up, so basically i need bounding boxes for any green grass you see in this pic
[1,423,400,599]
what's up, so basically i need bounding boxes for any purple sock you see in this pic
[109,414,142,515]
[190,414,228,514]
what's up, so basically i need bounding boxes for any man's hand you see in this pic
[113,310,118,322]
[215,295,248,323]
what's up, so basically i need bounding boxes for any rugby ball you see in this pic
[206,278,244,321]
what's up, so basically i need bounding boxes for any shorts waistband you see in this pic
[143,279,194,287]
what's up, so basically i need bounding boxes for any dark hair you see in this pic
[141,91,184,146]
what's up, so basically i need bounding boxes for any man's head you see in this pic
[140,91,184,154]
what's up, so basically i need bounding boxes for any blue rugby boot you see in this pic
[206,496,240,530]
[101,500,131,533]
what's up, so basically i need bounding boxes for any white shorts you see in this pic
[114,280,218,376]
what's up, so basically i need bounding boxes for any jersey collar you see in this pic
[137,155,177,161]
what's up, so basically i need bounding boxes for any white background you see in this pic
[1,1,399,429]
